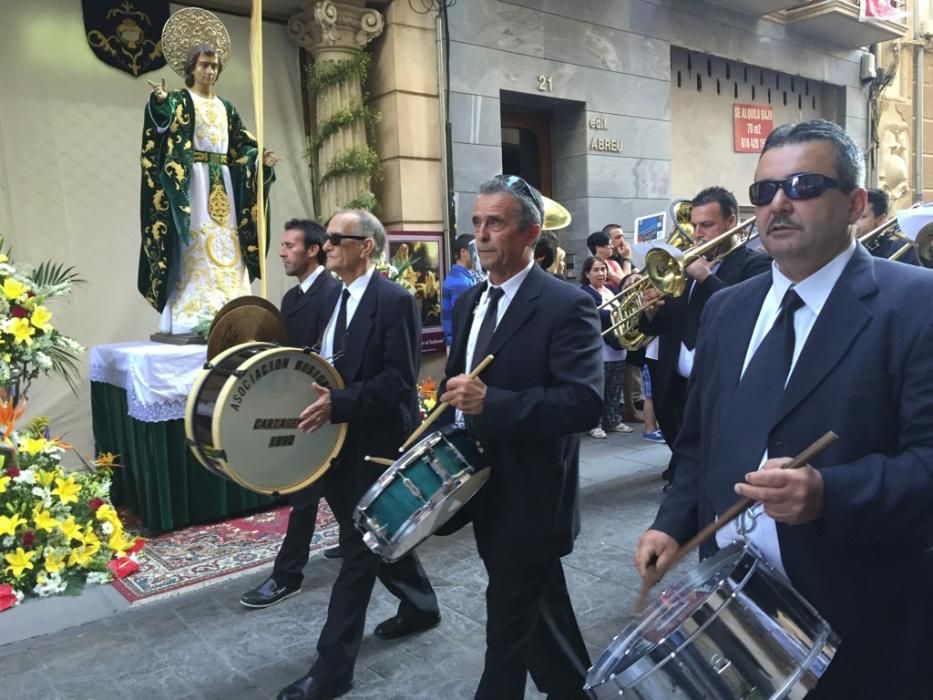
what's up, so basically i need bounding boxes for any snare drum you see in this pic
[184,342,347,495]
[585,542,839,699]
[354,426,489,562]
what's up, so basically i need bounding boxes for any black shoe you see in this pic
[239,577,300,609]
[322,545,342,559]
[373,612,441,640]
[276,672,351,700]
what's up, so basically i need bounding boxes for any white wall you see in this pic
[0,2,311,455]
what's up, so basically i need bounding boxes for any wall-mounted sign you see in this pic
[734,103,774,153]
[588,114,622,152]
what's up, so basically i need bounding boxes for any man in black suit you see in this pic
[440,175,603,699]
[639,187,770,486]
[853,187,922,265]
[240,219,341,609]
[635,120,933,697]
[277,209,440,700]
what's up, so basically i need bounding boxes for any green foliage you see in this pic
[307,53,371,92]
[320,147,381,184]
[308,104,380,155]
[28,261,84,289]
[343,191,378,212]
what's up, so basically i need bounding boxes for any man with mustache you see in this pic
[635,119,933,697]
[639,187,770,487]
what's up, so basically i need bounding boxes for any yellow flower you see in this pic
[83,525,101,551]
[44,550,66,574]
[59,516,83,543]
[6,317,35,345]
[0,473,9,494]
[29,305,53,333]
[67,544,97,568]
[0,513,26,537]
[95,504,120,526]
[108,528,136,556]
[1,278,28,301]
[0,254,8,263]
[94,452,120,468]
[35,469,57,488]
[4,547,36,579]
[52,476,81,505]
[20,435,49,457]
[32,506,59,533]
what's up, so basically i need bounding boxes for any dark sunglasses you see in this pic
[498,174,545,219]
[748,172,849,206]
[325,232,368,246]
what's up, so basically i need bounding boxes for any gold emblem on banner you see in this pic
[208,181,232,226]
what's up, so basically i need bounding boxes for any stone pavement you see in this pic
[1,430,670,700]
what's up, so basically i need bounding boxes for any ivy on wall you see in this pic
[307,52,381,212]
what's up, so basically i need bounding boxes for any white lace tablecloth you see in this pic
[88,341,207,422]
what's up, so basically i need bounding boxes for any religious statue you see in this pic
[137,7,277,335]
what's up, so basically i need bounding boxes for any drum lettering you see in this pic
[268,434,295,448]
[253,418,300,430]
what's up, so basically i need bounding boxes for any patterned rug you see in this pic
[111,501,338,605]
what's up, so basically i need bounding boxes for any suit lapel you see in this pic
[335,272,378,381]
[448,284,484,375]
[483,265,542,360]
[774,247,877,426]
[718,276,771,395]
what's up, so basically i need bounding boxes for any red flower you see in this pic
[88,497,104,511]
[21,531,35,547]
[10,306,26,318]
[107,556,139,579]
[126,538,145,555]
[26,291,35,298]
[5,465,19,477]
[0,584,17,613]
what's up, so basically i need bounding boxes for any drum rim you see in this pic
[210,345,347,495]
[356,430,446,511]
[184,341,277,474]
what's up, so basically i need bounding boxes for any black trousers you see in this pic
[309,463,439,683]
[475,558,589,700]
[654,372,688,482]
[272,482,324,589]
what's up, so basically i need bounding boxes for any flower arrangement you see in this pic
[0,240,84,401]
[417,377,437,421]
[0,403,143,612]
[375,257,419,296]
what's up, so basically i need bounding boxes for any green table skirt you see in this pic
[90,381,275,533]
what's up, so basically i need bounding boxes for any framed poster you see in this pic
[386,231,445,353]
[634,212,666,243]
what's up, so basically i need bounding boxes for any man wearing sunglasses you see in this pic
[636,119,933,697]
[277,209,440,700]
[638,187,770,487]
[439,175,603,699]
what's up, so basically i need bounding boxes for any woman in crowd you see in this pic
[580,256,632,438]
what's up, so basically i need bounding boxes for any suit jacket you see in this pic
[638,245,771,406]
[280,269,341,348]
[653,245,933,693]
[443,264,604,566]
[314,272,421,503]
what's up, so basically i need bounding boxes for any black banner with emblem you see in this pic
[82,0,169,77]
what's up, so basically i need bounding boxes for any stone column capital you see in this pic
[288,0,384,56]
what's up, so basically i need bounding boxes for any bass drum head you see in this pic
[212,347,347,495]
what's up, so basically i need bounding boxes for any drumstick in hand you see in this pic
[398,354,495,453]
[635,430,838,611]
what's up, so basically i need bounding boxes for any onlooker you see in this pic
[442,233,479,347]
[586,231,625,286]
[580,256,632,438]
[603,224,635,279]
[854,188,920,265]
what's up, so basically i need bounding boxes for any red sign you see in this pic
[733,103,774,153]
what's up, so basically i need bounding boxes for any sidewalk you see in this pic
[1,430,670,700]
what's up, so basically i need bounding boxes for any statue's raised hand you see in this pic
[147,78,167,103]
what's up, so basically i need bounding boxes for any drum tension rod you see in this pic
[400,474,426,502]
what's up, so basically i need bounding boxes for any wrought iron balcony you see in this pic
[771,0,908,48]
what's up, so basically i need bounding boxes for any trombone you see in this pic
[600,217,758,345]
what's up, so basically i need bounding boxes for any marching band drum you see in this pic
[585,543,839,700]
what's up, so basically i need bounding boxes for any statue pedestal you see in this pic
[149,332,206,346]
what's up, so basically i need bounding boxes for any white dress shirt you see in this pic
[298,265,325,294]
[320,266,376,360]
[457,259,536,424]
[716,240,857,578]
[676,261,721,379]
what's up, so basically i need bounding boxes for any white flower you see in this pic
[1,535,12,548]
[86,571,111,586]
[13,468,36,485]
[31,486,50,499]
[36,352,54,372]
[100,521,114,535]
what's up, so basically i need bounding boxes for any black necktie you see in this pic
[705,287,805,515]
[333,288,350,355]
[471,287,504,371]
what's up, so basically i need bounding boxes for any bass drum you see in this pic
[184,342,347,495]
[585,542,839,700]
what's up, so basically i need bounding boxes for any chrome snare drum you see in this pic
[185,342,347,495]
[585,543,839,699]
[354,426,489,562]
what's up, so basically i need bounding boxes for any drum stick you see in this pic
[398,354,495,453]
[364,455,395,467]
[635,430,838,611]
